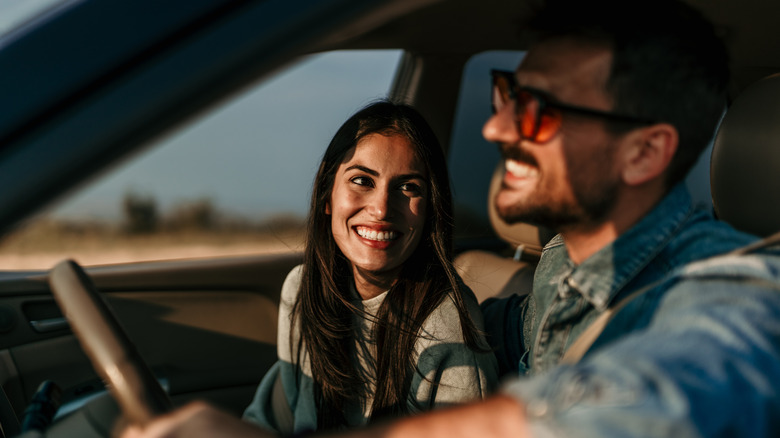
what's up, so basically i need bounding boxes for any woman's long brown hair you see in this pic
[291,100,484,430]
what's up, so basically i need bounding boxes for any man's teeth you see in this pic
[506,159,539,178]
[356,227,397,241]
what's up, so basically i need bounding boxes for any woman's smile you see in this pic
[355,225,400,244]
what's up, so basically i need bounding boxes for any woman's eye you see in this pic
[350,176,373,187]
[399,182,422,195]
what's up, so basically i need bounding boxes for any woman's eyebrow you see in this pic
[345,164,378,176]
[394,172,427,181]
[346,164,426,181]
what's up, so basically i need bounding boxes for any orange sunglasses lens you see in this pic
[492,73,562,143]
[515,90,562,143]
[535,109,562,143]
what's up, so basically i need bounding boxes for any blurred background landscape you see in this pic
[0,192,306,269]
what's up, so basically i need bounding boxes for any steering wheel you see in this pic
[48,259,172,427]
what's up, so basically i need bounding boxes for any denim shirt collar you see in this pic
[557,183,695,311]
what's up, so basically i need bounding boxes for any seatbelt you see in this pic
[561,231,780,364]
[560,278,665,363]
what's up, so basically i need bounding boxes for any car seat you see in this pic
[454,162,555,302]
[711,73,780,238]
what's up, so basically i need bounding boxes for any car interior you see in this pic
[1,0,780,437]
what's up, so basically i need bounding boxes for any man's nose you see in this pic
[482,102,519,145]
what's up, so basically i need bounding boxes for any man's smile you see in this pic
[500,144,540,185]
[505,159,540,180]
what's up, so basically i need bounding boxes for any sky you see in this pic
[47,50,405,222]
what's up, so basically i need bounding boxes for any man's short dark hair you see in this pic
[529,0,729,188]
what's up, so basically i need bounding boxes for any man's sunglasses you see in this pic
[491,69,657,143]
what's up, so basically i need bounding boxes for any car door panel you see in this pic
[0,252,301,421]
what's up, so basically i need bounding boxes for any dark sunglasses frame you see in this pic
[491,69,657,141]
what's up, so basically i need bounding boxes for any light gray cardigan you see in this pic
[243,265,498,433]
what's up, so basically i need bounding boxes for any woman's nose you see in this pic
[482,102,520,145]
[366,189,391,219]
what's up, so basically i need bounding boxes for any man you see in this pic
[123,0,780,436]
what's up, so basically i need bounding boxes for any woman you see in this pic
[243,100,497,433]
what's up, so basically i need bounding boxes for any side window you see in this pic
[449,51,525,241]
[0,50,402,269]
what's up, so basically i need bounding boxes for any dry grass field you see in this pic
[0,219,306,270]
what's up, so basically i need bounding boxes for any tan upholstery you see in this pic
[455,249,536,302]
[711,73,780,237]
[455,162,555,303]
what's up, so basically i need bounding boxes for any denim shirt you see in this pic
[482,184,780,437]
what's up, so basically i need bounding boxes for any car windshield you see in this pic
[0,0,74,39]
[0,49,403,269]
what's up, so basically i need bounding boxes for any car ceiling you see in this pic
[330,0,780,96]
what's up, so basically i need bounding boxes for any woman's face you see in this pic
[327,133,428,289]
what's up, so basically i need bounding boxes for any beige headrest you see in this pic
[711,73,780,237]
[488,162,556,260]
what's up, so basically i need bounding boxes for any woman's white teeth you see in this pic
[506,159,539,178]
[356,227,397,241]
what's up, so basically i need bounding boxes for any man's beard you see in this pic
[497,144,620,231]
[498,180,618,231]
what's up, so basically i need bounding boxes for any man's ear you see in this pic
[620,123,678,186]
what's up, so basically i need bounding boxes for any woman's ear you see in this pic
[621,123,679,186]
[325,200,331,215]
